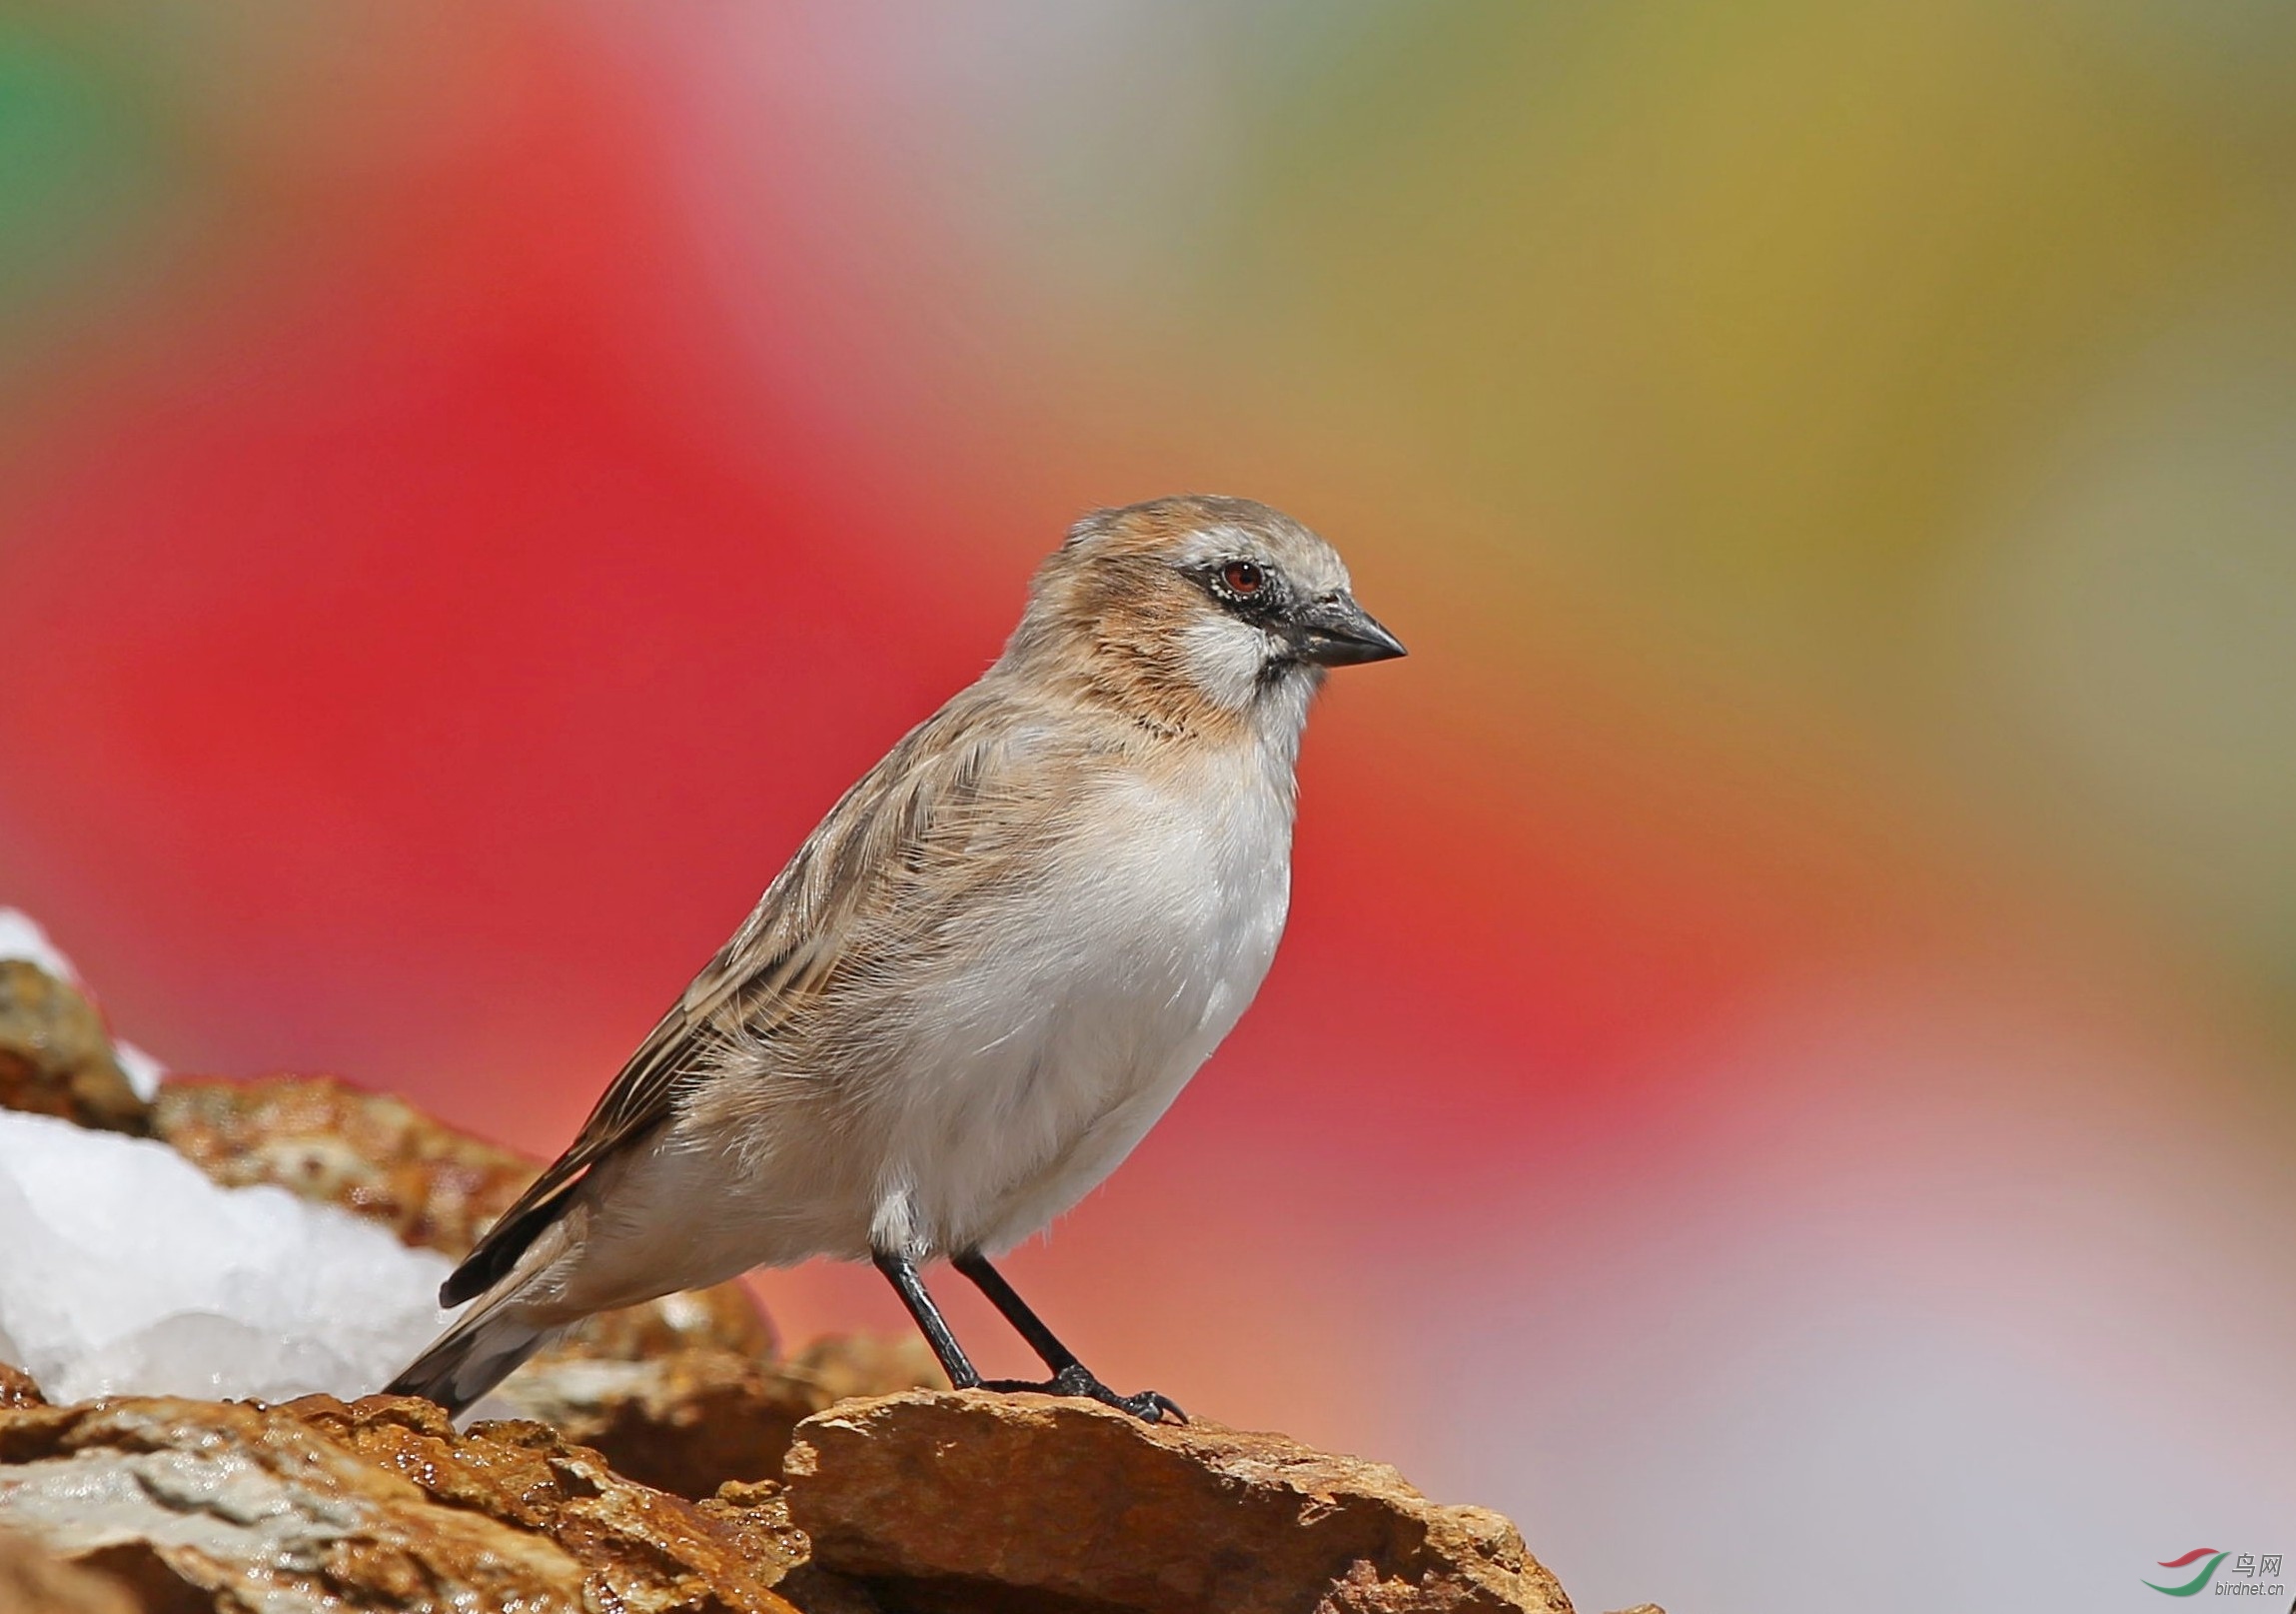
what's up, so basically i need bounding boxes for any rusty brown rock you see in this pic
[0,1395,587,1611]
[552,1279,777,1362]
[0,1368,42,1413]
[781,1332,948,1407]
[0,1528,140,1614]
[294,1393,806,1607]
[493,1333,944,1499]
[0,961,146,1135]
[782,1391,1574,1614]
[490,1347,817,1500]
[0,1392,803,1614]
[151,1073,775,1361]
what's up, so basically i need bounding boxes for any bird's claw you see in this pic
[979,1365,1187,1424]
[1113,1387,1188,1424]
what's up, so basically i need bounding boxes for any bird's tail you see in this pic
[385,1288,559,1416]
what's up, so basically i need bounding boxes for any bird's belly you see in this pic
[882,780,1291,1255]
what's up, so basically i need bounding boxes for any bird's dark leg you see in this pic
[872,1249,982,1390]
[951,1249,1185,1424]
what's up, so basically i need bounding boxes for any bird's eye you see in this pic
[1220,561,1265,598]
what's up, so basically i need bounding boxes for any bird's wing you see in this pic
[439,696,1035,1306]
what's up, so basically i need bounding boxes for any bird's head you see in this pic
[1003,495,1404,741]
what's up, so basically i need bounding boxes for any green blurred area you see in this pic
[1210,3,2287,641]
[0,19,202,405]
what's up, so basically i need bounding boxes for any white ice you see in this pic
[0,908,165,1099]
[0,909,77,985]
[0,1110,460,1405]
[110,1040,166,1102]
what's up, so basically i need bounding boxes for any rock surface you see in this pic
[493,1334,944,1500]
[0,1392,804,1614]
[0,1528,139,1614]
[784,1390,1576,1614]
[298,1395,807,1608]
[0,1384,1611,1614]
[0,1368,43,1413]
[553,1282,780,1362]
[0,960,146,1136]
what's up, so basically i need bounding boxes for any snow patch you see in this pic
[0,1111,459,1404]
[0,908,163,1097]
[111,1040,167,1101]
[0,909,77,984]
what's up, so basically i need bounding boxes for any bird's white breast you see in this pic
[881,742,1296,1256]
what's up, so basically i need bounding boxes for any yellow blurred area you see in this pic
[946,0,2296,1030]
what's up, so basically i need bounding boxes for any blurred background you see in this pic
[3,4,2293,1609]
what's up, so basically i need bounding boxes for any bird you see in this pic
[387,495,1404,1423]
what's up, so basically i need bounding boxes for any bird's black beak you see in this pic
[1292,593,1407,667]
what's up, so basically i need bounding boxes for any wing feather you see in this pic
[438,698,1027,1306]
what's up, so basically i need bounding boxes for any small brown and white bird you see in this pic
[389,495,1403,1422]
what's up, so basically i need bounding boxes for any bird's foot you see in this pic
[980,1364,1188,1424]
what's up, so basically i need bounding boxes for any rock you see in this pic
[0,961,146,1136]
[0,1368,42,1413]
[0,1392,802,1614]
[0,1528,139,1614]
[0,1384,1603,1614]
[486,1347,815,1501]
[552,1280,778,1363]
[492,1334,945,1499]
[781,1391,1575,1614]
[780,1333,949,1408]
[0,1394,584,1611]
[296,1394,806,1607]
